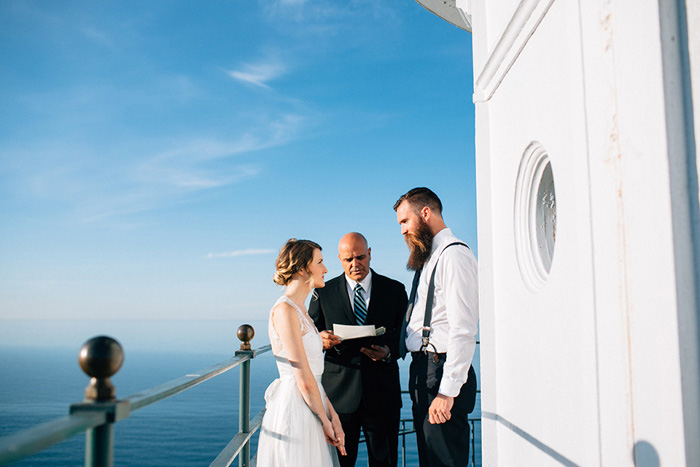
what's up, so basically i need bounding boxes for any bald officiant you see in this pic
[309,232,408,467]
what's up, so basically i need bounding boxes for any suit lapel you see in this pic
[337,275,355,324]
[364,270,381,325]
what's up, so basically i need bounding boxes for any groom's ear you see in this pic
[420,206,431,221]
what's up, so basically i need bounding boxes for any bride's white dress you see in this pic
[256,296,340,467]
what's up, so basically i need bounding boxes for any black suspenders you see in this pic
[420,242,470,354]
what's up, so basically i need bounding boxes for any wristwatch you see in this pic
[382,351,391,363]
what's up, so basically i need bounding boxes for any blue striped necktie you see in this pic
[354,283,367,325]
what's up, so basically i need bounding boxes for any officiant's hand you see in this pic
[319,330,341,350]
[360,344,389,361]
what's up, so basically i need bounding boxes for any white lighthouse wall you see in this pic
[476,1,599,464]
[578,1,691,464]
[471,0,694,465]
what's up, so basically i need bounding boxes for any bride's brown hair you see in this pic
[273,239,322,286]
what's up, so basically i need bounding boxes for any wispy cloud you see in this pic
[276,0,307,6]
[82,26,115,48]
[135,113,304,190]
[262,0,399,32]
[135,137,265,190]
[3,111,306,223]
[206,249,275,259]
[227,59,286,89]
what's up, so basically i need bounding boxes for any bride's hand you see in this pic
[321,420,337,446]
[322,419,346,456]
[330,412,346,456]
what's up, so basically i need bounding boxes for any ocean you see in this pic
[0,321,481,466]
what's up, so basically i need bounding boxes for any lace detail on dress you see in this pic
[269,296,317,356]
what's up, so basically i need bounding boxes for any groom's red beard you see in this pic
[405,219,434,271]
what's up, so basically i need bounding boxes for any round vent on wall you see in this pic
[514,142,556,290]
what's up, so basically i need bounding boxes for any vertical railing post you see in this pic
[238,358,251,467]
[401,420,406,467]
[85,424,114,467]
[72,336,124,467]
[471,420,477,467]
[235,325,255,467]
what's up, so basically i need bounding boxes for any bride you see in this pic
[257,239,347,466]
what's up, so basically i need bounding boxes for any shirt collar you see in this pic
[345,269,372,291]
[431,228,452,254]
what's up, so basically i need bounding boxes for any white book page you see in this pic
[332,324,385,341]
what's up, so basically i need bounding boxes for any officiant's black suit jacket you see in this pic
[309,270,408,414]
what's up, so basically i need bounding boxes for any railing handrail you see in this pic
[210,410,266,467]
[0,413,106,465]
[127,345,272,411]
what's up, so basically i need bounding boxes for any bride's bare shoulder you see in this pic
[272,301,300,326]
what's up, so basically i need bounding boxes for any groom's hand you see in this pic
[428,393,454,424]
[320,330,341,350]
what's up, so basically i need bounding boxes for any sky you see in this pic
[0,0,477,337]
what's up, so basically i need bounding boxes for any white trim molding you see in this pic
[473,0,555,103]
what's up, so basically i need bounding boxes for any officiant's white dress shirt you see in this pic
[406,228,479,397]
[345,270,372,313]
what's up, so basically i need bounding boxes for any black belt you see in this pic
[411,351,446,363]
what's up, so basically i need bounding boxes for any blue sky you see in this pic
[0,0,476,326]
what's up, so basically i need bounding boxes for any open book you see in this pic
[332,324,386,341]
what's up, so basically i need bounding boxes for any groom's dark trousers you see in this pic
[309,271,407,467]
[409,352,477,466]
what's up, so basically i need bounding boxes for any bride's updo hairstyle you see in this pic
[273,238,322,286]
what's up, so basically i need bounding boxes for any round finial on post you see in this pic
[78,336,124,401]
[237,324,255,351]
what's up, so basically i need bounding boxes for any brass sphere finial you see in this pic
[237,324,255,350]
[78,336,124,401]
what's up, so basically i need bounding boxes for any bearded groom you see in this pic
[394,187,479,467]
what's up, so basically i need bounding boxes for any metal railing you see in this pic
[0,325,268,467]
[0,327,481,467]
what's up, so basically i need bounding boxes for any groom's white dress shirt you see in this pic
[405,228,479,397]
